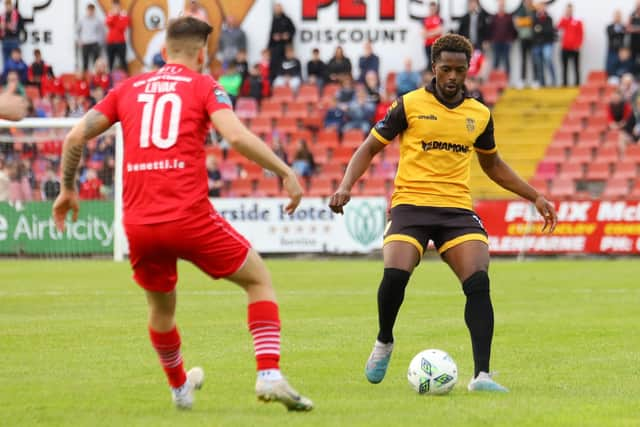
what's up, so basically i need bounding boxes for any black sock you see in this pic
[376,268,411,344]
[462,270,494,377]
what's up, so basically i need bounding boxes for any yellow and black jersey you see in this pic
[370,81,496,210]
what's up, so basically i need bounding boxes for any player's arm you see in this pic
[52,110,113,231]
[329,97,407,214]
[477,151,557,233]
[210,109,302,214]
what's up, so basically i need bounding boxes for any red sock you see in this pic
[248,301,281,370]
[148,326,187,388]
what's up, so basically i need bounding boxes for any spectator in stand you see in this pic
[79,168,103,200]
[7,160,31,202]
[610,47,637,82]
[272,44,302,93]
[457,0,490,49]
[41,167,60,201]
[99,155,115,199]
[323,97,347,130]
[608,90,636,154]
[66,95,86,118]
[628,96,640,144]
[2,47,27,84]
[218,15,247,68]
[271,133,288,165]
[306,48,326,86]
[0,158,9,201]
[358,41,379,83]
[606,11,627,77]
[235,49,249,84]
[374,91,394,124]
[336,76,356,106]
[90,57,112,92]
[466,76,485,104]
[490,0,517,79]
[4,70,24,96]
[105,0,130,73]
[557,3,583,87]
[258,48,271,97]
[27,49,54,87]
[89,85,105,107]
[363,70,381,105]
[468,47,486,78]
[0,0,23,66]
[620,73,638,105]
[291,139,315,177]
[514,0,536,87]
[422,1,443,71]
[183,0,208,22]
[344,87,375,133]
[396,58,421,96]
[327,46,352,84]
[629,2,640,67]
[219,61,242,106]
[76,3,105,73]
[206,155,223,198]
[247,64,264,101]
[151,52,165,70]
[69,70,90,99]
[268,3,295,82]
[532,2,557,87]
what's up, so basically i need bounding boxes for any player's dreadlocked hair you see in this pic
[431,34,473,66]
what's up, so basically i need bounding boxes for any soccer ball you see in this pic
[407,349,458,395]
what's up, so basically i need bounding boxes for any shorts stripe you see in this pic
[383,234,424,257]
[437,233,488,254]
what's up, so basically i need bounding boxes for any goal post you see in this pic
[0,118,126,261]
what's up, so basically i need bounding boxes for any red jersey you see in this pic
[93,64,232,224]
[423,15,443,47]
[557,17,583,51]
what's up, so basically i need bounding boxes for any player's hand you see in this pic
[52,190,80,232]
[535,195,557,233]
[0,81,28,121]
[329,186,351,215]
[282,172,303,215]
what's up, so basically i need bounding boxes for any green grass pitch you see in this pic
[2,259,639,427]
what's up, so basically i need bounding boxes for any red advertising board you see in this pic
[474,200,640,254]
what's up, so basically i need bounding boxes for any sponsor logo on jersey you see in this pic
[421,140,470,153]
[214,89,232,107]
[466,117,476,132]
[417,114,438,121]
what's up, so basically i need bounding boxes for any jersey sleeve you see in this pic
[474,114,497,154]
[202,76,233,116]
[370,96,408,145]
[92,86,119,123]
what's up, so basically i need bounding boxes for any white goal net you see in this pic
[0,118,126,260]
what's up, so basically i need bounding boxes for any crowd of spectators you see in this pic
[2,1,640,202]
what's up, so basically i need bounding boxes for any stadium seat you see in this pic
[243,162,264,180]
[342,129,365,148]
[611,161,638,180]
[550,130,575,148]
[291,129,313,144]
[584,162,611,181]
[558,163,584,180]
[385,72,397,95]
[226,149,252,167]
[568,146,593,164]
[561,116,584,133]
[596,146,619,164]
[331,146,356,163]
[534,161,557,180]
[235,97,258,119]
[601,177,630,199]
[229,178,254,197]
[624,145,640,162]
[630,181,640,198]
[275,117,298,136]
[481,86,499,106]
[544,146,567,164]
[271,86,294,104]
[566,104,591,120]
[586,116,608,131]
[488,69,508,85]
[302,114,324,130]
[286,101,309,120]
[309,145,329,165]
[250,116,272,136]
[322,83,341,99]
[296,84,320,103]
[604,129,621,145]
[316,128,339,147]
[260,101,284,120]
[586,70,607,83]
[576,129,602,148]
[307,177,335,197]
[359,177,389,196]
[255,177,280,196]
[549,178,576,199]
[321,162,346,179]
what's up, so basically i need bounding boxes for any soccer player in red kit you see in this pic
[52,17,312,412]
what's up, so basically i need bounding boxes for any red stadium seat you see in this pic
[260,101,284,120]
[529,176,549,194]
[601,178,630,199]
[275,117,298,136]
[550,130,575,148]
[235,97,258,119]
[307,177,335,197]
[624,145,640,162]
[566,104,591,120]
[243,162,264,180]
[561,116,584,133]
[596,146,619,164]
[534,161,557,180]
[586,116,608,131]
[271,86,294,104]
[586,70,607,83]
[576,129,602,148]
[611,161,638,180]
[630,181,640,198]
[316,128,339,147]
[296,84,320,103]
[286,101,309,120]
[331,146,356,163]
[557,163,583,180]
[322,83,341,99]
[385,72,397,95]
[568,146,593,164]
[342,129,366,148]
[549,178,576,199]
[250,116,272,137]
[584,163,611,181]
[321,162,346,179]
[255,177,280,196]
[229,179,254,197]
[544,146,567,164]
[309,144,329,165]
[290,129,313,144]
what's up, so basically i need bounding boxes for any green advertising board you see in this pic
[0,201,114,255]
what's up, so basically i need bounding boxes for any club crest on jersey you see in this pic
[214,89,232,107]
[466,118,476,133]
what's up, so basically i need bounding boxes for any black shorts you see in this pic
[383,205,488,257]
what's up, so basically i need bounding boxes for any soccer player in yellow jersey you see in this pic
[329,34,558,392]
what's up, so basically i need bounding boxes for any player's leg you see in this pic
[126,222,203,409]
[441,240,507,392]
[184,211,312,411]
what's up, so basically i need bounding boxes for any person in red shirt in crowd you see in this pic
[69,70,90,98]
[105,0,130,73]
[79,168,102,199]
[52,16,312,412]
[27,49,54,87]
[90,58,112,92]
[422,1,443,70]
[467,48,486,78]
[557,3,583,86]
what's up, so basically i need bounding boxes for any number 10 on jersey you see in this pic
[137,93,182,149]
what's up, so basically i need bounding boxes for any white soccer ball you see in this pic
[407,349,458,395]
